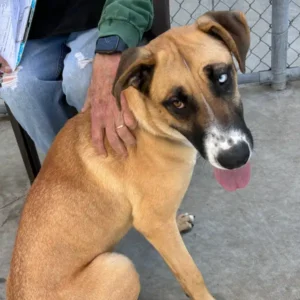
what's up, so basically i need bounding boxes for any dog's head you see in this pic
[113,11,254,191]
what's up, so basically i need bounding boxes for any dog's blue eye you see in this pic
[218,73,228,84]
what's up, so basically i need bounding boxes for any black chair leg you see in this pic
[5,103,41,184]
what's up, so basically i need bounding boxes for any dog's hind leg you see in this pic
[62,253,140,300]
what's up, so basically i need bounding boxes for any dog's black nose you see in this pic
[217,141,250,170]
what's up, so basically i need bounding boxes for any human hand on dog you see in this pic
[82,54,137,157]
[0,56,12,88]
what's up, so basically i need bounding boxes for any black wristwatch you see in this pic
[95,35,128,54]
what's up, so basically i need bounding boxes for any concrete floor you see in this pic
[1,83,300,300]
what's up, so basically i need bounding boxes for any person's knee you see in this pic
[62,52,93,111]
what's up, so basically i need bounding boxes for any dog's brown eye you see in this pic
[172,100,185,109]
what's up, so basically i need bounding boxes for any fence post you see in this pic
[271,0,289,90]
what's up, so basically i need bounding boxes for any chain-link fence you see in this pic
[288,0,300,68]
[170,0,300,89]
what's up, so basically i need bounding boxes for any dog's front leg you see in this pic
[134,217,214,300]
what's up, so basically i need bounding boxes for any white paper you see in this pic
[11,0,20,41]
[0,0,36,71]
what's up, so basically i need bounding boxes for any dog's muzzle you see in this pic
[217,140,250,170]
[204,126,252,170]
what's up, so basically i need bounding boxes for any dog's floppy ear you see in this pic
[196,11,250,73]
[113,47,155,108]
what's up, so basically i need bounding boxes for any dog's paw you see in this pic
[177,213,195,233]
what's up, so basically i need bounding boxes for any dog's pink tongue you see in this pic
[213,162,251,192]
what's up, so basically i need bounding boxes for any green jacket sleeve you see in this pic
[98,0,154,48]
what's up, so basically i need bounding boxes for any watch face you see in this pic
[96,36,128,54]
[98,36,120,52]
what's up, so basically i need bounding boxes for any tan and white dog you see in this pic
[7,11,253,300]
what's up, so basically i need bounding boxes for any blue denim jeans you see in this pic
[0,28,98,153]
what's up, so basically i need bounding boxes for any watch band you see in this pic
[95,35,128,54]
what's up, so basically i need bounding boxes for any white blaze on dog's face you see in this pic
[113,11,254,190]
